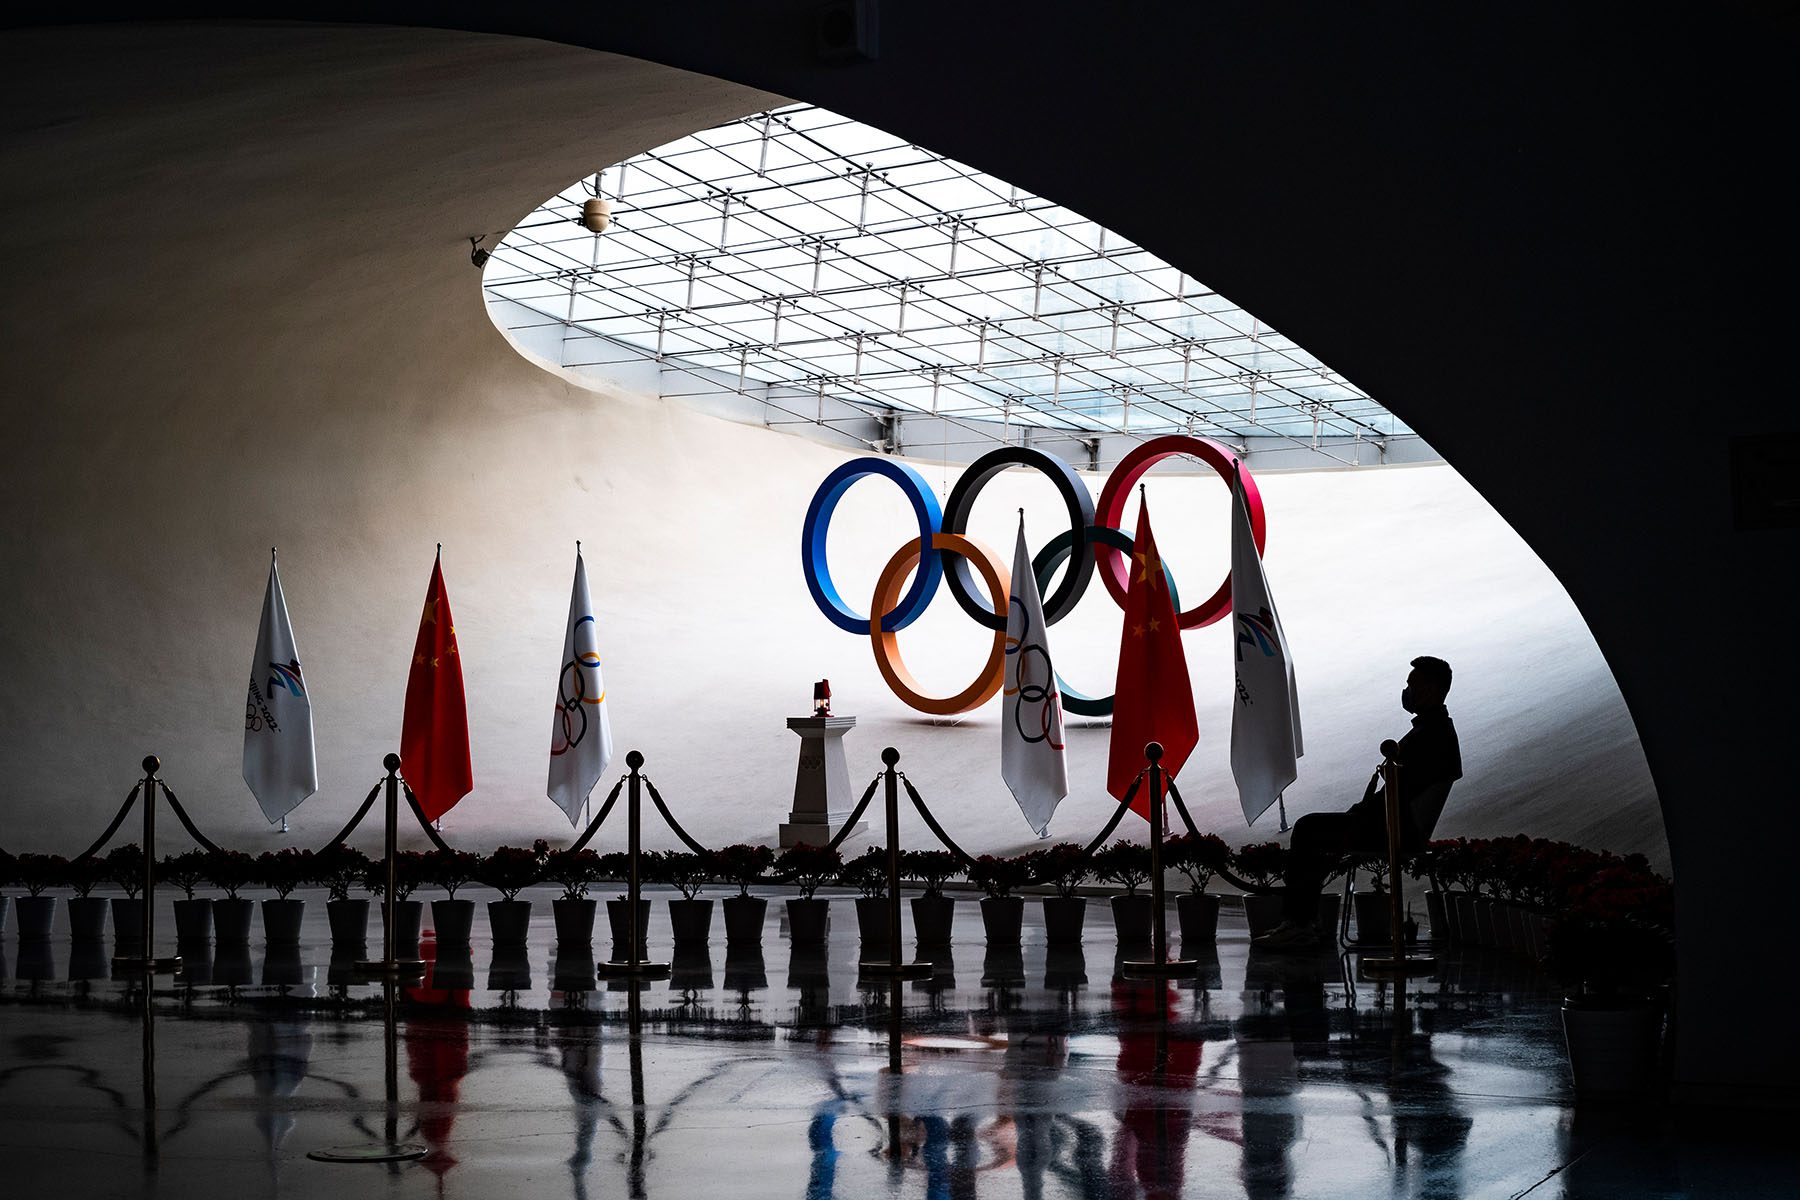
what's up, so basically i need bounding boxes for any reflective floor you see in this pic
[0,889,1791,1198]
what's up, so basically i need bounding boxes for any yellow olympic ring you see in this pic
[869,533,1011,716]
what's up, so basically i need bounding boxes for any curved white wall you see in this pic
[0,23,1664,869]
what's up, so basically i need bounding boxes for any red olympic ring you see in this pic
[1093,435,1266,629]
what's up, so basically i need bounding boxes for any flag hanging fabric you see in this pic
[1106,496,1199,819]
[242,552,318,824]
[547,548,614,826]
[400,552,473,822]
[1001,516,1068,837]
[1229,463,1303,825]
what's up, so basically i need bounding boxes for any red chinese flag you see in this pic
[1107,497,1199,819]
[401,555,473,821]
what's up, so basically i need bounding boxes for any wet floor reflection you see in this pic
[2,898,1703,1198]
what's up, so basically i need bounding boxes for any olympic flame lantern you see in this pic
[800,437,1268,716]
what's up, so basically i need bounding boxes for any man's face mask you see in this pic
[1401,686,1416,712]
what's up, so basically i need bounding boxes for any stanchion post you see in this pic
[1123,743,1196,978]
[860,748,930,984]
[1148,744,1167,965]
[598,751,668,979]
[628,751,643,967]
[885,750,901,971]
[141,755,156,954]
[1362,748,1434,986]
[356,755,423,977]
[115,755,180,973]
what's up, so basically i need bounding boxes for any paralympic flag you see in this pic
[1001,516,1068,837]
[547,548,614,825]
[242,551,318,824]
[1229,463,1303,825]
[1106,495,1199,819]
[400,551,473,822]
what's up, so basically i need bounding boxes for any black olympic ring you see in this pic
[940,446,1095,631]
[551,659,590,754]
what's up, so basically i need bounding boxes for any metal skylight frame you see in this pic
[482,104,1412,458]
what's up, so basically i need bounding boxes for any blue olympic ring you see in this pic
[800,457,944,634]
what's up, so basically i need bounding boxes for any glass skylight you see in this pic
[483,104,1411,456]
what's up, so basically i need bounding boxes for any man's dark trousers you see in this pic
[1279,803,1389,924]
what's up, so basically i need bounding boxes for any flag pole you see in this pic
[1124,743,1197,977]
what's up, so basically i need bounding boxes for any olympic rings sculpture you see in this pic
[800,435,1267,717]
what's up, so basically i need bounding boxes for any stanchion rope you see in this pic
[1164,775,1278,894]
[401,782,456,854]
[640,775,712,856]
[901,770,1146,882]
[315,779,383,854]
[823,773,884,854]
[71,782,144,863]
[157,781,222,854]
[566,776,627,854]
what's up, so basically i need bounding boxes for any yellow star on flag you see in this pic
[421,598,439,624]
[1135,550,1163,588]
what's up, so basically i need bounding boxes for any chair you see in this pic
[1336,778,1454,950]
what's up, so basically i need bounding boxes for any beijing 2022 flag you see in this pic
[1001,516,1068,837]
[547,548,613,825]
[243,552,318,824]
[1229,463,1303,825]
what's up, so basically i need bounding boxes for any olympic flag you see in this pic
[1229,463,1302,825]
[400,551,473,822]
[1107,496,1199,818]
[547,548,614,825]
[1001,517,1068,837]
[242,552,318,825]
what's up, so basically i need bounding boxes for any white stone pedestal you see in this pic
[779,715,866,847]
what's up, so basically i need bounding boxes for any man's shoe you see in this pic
[1252,921,1321,951]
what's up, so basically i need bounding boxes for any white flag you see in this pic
[1229,465,1303,825]
[547,549,613,825]
[242,554,318,824]
[1001,516,1068,837]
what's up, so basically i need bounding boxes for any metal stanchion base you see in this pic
[112,955,182,974]
[858,960,934,980]
[1360,955,1437,978]
[1120,958,1200,978]
[353,959,426,979]
[596,959,670,979]
[307,1143,428,1164]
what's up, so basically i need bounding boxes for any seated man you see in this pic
[1253,655,1463,950]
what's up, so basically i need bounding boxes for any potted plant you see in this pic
[1546,865,1675,1099]
[480,845,541,946]
[714,843,775,946]
[106,843,153,943]
[163,849,214,942]
[598,851,651,957]
[1411,841,1455,944]
[364,851,426,953]
[12,853,65,938]
[1089,841,1153,944]
[655,850,717,947]
[1350,852,1393,944]
[902,849,961,945]
[967,854,1030,946]
[543,847,601,945]
[1030,843,1091,946]
[64,854,111,940]
[206,849,257,943]
[315,844,372,945]
[426,848,480,944]
[1231,842,1290,937]
[256,848,312,943]
[841,847,892,946]
[1166,832,1229,945]
[774,842,841,947]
